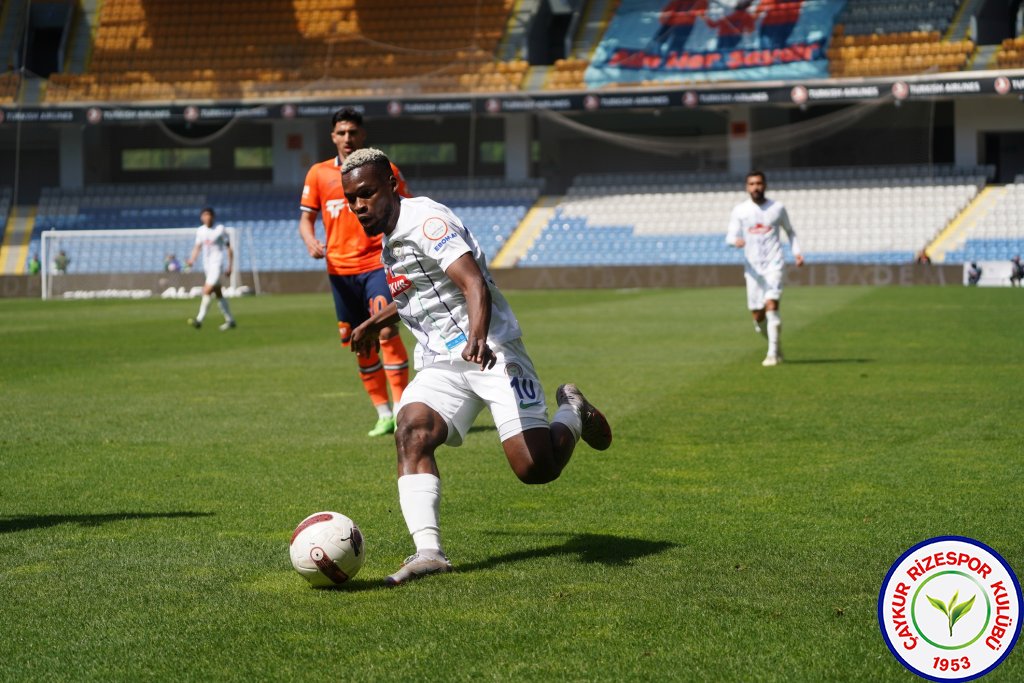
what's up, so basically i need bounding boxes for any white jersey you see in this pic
[195,224,230,269]
[382,196,522,369]
[726,198,801,274]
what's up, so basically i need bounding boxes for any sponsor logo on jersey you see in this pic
[302,184,310,197]
[444,332,468,350]
[422,217,449,240]
[325,198,348,218]
[385,268,412,298]
[432,233,458,252]
[748,223,772,234]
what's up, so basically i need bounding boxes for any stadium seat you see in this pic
[518,165,987,267]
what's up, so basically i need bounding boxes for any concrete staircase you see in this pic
[945,0,985,42]
[968,44,999,70]
[491,196,561,267]
[0,206,37,275]
[64,0,101,74]
[927,186,1003,263]
[571,0,616,59]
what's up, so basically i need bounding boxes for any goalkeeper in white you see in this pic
[726,171,803,366]
[186,207,237,331]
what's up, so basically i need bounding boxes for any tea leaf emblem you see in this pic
[927,590,976,637]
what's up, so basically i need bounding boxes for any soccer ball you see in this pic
[289,511,365,587]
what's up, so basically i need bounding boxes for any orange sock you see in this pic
[356,347,390,409]
[380,335,410,404]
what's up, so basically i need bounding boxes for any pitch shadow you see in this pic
[458,532,676,573]
[310,533,675,593]
[0,511,214,534]
[783,358,874,365]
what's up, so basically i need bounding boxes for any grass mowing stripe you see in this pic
[1,288,1021,681]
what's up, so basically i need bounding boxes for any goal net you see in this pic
[40,227,260,300]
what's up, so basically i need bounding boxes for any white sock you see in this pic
[217,297,234,322]
[552,403,582,443]
[197,294,211,322]
[375,403,393,419]
[766,310,781,356]
[398,473,442,553]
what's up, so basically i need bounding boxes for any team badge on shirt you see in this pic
[505,363,523,378]
[390,241,406,258]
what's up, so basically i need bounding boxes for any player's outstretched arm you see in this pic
[351,301,400,357]
[298,211,326,259]
[445,253,495,370]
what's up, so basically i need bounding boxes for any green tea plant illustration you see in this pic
[927,590,977,637]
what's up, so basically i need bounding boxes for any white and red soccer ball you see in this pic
[289,511,365,587]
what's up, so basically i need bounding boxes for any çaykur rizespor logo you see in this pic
[879,537,1021,680]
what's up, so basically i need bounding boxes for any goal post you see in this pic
[40,227,261,300]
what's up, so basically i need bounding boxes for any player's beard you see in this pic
[361,200,396,237]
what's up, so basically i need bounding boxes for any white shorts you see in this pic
[397,338,550,447]
[744,269,783,310]
[203,264,225,287]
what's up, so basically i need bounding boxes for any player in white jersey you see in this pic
[341,148,613,586]
[726,171,803,366]
[186,208,237,331]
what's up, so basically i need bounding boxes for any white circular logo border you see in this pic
[878,536,1021,682]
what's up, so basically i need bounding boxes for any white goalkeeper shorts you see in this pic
[397,338,550,447]
[745,268,783,310]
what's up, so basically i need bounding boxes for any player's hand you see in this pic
[734,238,746,248]
[795,254,805,267]
[304,239,327,259]
[224,267,232,276]
[185,260,193,268]
[350,321,380,358]
[462,338,496,370]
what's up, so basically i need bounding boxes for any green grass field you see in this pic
[1,286,1022,681]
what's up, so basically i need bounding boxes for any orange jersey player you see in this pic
[298,107,411,437]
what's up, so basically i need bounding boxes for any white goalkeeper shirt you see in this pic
[726,198,801,274]
[382,196,522,369]
[195,224,230,269]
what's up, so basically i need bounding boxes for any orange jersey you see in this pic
[300,157,410,275]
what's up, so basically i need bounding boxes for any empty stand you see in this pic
[828,30,973,78]
[45,0,528,103]
[520,165,989,267]
[943,182,1024,263]
[26,178,543,274]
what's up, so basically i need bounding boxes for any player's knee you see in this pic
[513,459,561,485]
[394,410,445,466]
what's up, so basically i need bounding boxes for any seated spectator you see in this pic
[1010,256,1023,287]
[165,253,182,272]
[914,250,932,265]
[54,250,70,274]
[29,253,41,275]
[967,262,982,286]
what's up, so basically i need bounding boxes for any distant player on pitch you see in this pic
[186,207,237,331]
[343,148,612,586]
[726,171,803,366]
[299,108,411,437]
